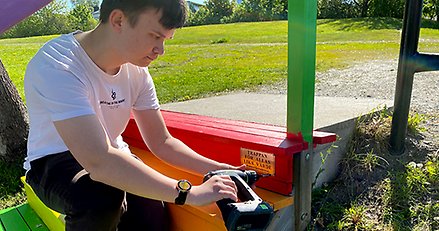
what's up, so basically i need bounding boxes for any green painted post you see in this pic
[287,0,317,142]
[287,0,318,230]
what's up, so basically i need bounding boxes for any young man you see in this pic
[24,0,243,230]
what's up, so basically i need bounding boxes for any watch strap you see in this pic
[175,191,188,205]
[175,180,191,205]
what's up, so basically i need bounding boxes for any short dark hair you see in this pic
[99,0,187,29]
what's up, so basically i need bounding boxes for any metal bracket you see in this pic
[293,148,313,230]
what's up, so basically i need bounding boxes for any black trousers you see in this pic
[26,151,169,231]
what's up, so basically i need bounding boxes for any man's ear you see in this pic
[108,9,125,33]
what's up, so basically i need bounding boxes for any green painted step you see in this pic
[17,204,49,231]
[0,204,48,231]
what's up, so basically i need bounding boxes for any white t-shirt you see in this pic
[23,32,160,170]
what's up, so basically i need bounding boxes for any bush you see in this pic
[318,0,356,19]
[187,0,287,26]
[186,0,235,26]
[368,0,404,19]
[222,0,287,23]
[187,6,210,26]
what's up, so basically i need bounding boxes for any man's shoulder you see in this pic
[42,33,77,52]
[37,33,78,59]
[29,33,84,72]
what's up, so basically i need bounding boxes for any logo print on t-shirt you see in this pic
[111,89,117,100]
[100,89,125,109]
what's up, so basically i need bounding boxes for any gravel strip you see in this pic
[255,59,439,115]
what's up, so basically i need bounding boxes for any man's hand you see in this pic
[186,175,238,206]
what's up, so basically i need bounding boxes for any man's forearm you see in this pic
[88,146,239,207]
[86,147,180,202]
[132,108,237,175]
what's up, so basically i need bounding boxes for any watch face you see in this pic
[178,180,192,192]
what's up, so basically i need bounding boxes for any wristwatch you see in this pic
[175,179,192,205]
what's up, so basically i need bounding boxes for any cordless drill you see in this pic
[203,170,274,231]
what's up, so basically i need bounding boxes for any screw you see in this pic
[301,212,308,220]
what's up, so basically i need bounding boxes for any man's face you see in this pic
[118,9,175,67]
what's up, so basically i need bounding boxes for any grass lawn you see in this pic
[1,17,439,228]
[3,17,439,104]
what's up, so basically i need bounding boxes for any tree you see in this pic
[70,0,100,8]
[187,0,235,25]
[318,0,351,19]
[187,6,210,26]
[368,0,404,19]
[352,0,372,17]
[0,60,28,163]
[223,0,287,23]
[206,0,235,23]
[68,1,98,31]
[424,0,439,22]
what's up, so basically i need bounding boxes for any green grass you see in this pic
[170,21,288,45]
[2,18,439,103]
[0,35,58,99]
[152,44,286,102]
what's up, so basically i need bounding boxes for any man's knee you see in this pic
[66,175,127,231]
[118,194,168,231]
[68,173,126,212]
[66,203,126,231]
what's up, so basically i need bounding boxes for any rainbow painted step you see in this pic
[17,110,334,230]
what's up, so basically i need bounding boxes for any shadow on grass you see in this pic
[421,19,439,29]
[0,159,26,210]
[317,17,403,30]
[317,17,439,31]
[385,169,411,230]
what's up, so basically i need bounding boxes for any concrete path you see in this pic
[161,93,394,130]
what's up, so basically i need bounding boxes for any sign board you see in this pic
[240,148,275,175]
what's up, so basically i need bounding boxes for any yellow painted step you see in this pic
[20,177,65,231]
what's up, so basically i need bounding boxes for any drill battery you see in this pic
[203,170,274,231]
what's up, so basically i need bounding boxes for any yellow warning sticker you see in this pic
[240,148,275,175]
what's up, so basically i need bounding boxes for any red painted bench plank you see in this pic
[163,116,287,140]
[313,130,337,144]
[162,111,286,133]
[163,111,336,144]
[122,110,336,195]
